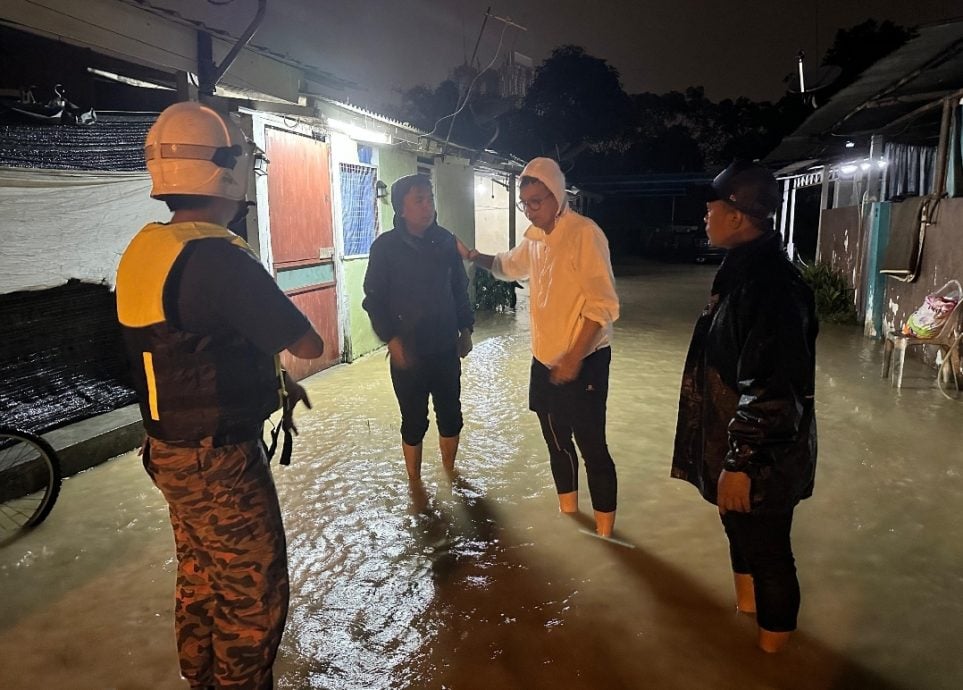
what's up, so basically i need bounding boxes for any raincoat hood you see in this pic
[521,157,568,215]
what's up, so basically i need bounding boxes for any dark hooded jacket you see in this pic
[671,231,818,513]
[362,218,473,358]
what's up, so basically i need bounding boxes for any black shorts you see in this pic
[529,346,611,414]
[390,348,463,445]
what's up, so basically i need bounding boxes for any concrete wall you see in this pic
[434,158,475,248]
[818,206,865,308]
[473,171,526,254]
[879,198,963,355]
[821,198,963,367]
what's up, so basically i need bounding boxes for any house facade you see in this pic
[1,3,521,435]
[766,19,963,363]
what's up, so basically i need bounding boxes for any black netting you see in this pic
[0,281,136,434]
[0,113,155,171]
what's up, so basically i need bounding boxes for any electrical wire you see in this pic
[426,19,511,141]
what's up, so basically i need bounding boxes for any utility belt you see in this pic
[150,428,262,449]
[140,363,297,469]
[142,413,294,470]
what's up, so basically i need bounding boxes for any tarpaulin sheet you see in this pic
[0,166,162,433]
[0,166,158,292]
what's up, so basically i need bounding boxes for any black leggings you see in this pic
[531,348,617,513]
[722,511,799,632]
[390,349,462,446]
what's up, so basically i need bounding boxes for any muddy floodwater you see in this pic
[1,262,962,689]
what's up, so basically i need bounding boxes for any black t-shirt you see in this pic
[165,238,311,355]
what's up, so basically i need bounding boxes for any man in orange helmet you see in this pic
[116,101,324,689]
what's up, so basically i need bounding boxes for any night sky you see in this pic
[177,0,961,107]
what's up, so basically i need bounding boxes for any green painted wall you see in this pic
[378,149,416,231]
[342,257,381,359]
[343,147,417,361]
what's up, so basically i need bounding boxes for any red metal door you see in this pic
[264,127,339,380]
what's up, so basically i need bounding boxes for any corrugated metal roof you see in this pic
[766,18,963,166]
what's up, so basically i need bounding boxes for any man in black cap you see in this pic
[363,174,474,496]
[671,160,818,652]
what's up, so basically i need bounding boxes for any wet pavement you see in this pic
[1,261,962,690]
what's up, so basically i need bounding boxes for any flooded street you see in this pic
[2,262,962,689]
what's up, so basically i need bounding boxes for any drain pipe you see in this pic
[931,96,953,199]
[198,0,268,98]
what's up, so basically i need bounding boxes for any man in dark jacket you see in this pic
[671,160,817,653]
[363,174,474,488]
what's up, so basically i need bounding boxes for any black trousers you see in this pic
[390,348,462,446]
[722,510,799,632]
[530,347,617,513]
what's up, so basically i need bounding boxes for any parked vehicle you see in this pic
[645,225,725,263]
[693,235,726,264]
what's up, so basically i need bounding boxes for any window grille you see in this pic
[340,162,379,255]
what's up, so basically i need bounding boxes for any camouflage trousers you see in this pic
[145,437,289,690]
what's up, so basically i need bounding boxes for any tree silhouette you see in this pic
[391,20,913,173]
[820,19,916,100]
[513,45,632,160]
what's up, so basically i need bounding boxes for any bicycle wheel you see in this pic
[0,426,62,541]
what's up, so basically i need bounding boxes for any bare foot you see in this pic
[594,510,615,537]
[408,480,429,514]
[758,628,791,653]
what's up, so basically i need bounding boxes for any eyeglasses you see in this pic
[516,194,552,212]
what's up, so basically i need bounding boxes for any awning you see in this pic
[766,19,963,167]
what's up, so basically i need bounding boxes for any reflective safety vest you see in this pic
[116,222,281,442]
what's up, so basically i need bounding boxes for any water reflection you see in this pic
[1,262,962,689]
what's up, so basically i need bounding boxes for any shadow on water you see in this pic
[582,510,910,690]
[3,263,961,689]
[419,495,909,690]
[403,479,635,690]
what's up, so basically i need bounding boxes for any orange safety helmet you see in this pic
[144,101,252,201]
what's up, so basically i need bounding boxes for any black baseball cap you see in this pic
[706,160,780,219]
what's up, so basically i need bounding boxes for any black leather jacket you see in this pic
[671,232,818,513]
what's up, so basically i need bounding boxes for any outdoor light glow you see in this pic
[840,164,858,174]
[877,160,888,169]
[477,182,488,193]
[845,140,855,148]
[87,67,173,90]
[326,118,389,145]
[860,163,871,171]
